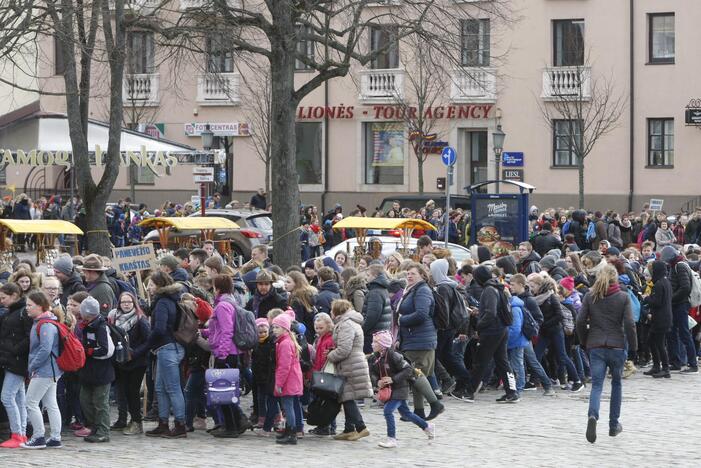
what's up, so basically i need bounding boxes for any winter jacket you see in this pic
[518,251,542,275]
[59,271,87,309]
[548,266,568,283]
[0,297,33,376]
[144,283,182,352]
[397,281,437,351]
[570,210,587,249]
[607,222,623,249]
[203,295,239,359]
[28,312,62,379]
[274,332,303,397]
[476,279,508,336]
[87,272,117,315]
[316,281,342,315]
[533,230,563,258]
[655,228,676,250]
[79,315,115,386]
[252,336,276,391]
[592,218,608,250]
[669,259,693,305]
[517,290,544,325]
[108,309,151,370]
[576,288,637,352]
[644,262,673,333]
[507,296,529,350]
[11,199,31,220]
[289,294,317,343]
[368,350,413,401]
[312,332,334,372]
[326,310,373,402]
[344,276,367,314]
[685,217,701,244]
[620,222,633,247]
[538,291,564,334]
[362,273,392,336]
[170,267,190,284]
[245,289,288,319]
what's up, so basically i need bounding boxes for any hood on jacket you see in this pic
[651,260,668,283]
[510,295,525,309]
[368,273,390,290]
[388,277,407,294]
[337,310,364,325]
[484,277,505,292]
[170,267,190,283]
[345,275,367,294]
[155,283,183,299]
[521,250,541,264]
[320,281,341,294]
[430,259,456,286]
[572,209,586,223]
[473,266,493,286]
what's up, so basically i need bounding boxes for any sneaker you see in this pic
[652,369,671,379]
[586,417,597,444]
[669,364,683,372]
[643,368,661,376]
[543,388,556,397]
[110,419,127,430]
[347,428,370,441]
[433,389,443,400]
[449,388,474,402]
[571,382,585,392]
[193,417,208,431]
[378,437,398,449]
[68,422,85,431]
[0,434,23,449]
[622,361,637,379]
[423,423,435,440]
[441,378,456,394]
[609,423,623,437]
[21,437,47,449]
[123,421,143,435]
[45,439,62,449]
[356,399,365,408]
[253,429,274,437]
[523,382,537,391]
[496,393,520,403]
[560,382,572,391]
[73,427,92,438]
[680,366,699,375]
[308,427,335,436]
[84,434,110,443]
[333,430,358,441]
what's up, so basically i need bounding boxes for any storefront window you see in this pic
[296,122,322,184]
[364,122,404,185]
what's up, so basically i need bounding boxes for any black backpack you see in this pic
[431,287,451,330]
[295,327,313,373]
[520,307,539,340]
[490,286,513,326]
[450,287,470,331]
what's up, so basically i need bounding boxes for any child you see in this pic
[252,317,277,435]
[368,330,435,449]
[271,313,303,445]
[308,312,336,436]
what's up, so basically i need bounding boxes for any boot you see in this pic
[276,427,290,440]
[163,421,187,439]
[276,429,298,445]
[111,417,127,430]
[413,407,426,420]
[123,421,143,436]
[425,401,445,421]
[643,367,660,376]
[652,369,671,379]
[145,420,170,438]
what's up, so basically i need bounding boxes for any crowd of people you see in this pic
[0,198,700,451]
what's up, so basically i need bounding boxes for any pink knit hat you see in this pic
[559,276,575,292]
[255,318,269,329]
[272,314,292,331]
[284,308,296,320]
[373,330,393,350]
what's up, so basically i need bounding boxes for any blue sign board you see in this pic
[502,152,524,167]
[441,146,457,167]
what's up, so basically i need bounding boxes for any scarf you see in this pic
[114,310,138,334]
[534,289,553,305]
[606,283,621,296]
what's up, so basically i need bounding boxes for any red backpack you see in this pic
[37,319,86,372]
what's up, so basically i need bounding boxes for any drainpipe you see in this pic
[628,0,635,212]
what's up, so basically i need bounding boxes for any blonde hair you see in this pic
[314,312,334,332]
[330,299,353,318]
[267,308,284,320]
[287,271,317,311]
[590,265,619,302]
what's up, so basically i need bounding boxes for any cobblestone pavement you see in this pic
[2,370,699,468]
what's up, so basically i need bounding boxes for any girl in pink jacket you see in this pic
[271,314,303,445]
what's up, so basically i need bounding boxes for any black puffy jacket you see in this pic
[0,298,33,376]
[362,274,392,335]
[59,271,87,309]
[539,292,563,334]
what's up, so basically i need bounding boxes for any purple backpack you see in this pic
[205,368,240,407]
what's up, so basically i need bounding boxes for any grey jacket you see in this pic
[576,290,637,352]
[326,311,373,402]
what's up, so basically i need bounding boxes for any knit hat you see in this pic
[255,318,269,329]
[53,255,74,276]
[194,297,213,323]
[373,330,393,350]
[284,307,296,320]
[477,246,492,264]
[159,255,180,271]
[304,259,316,270]
[547,248,562,259]
[473,265,492,286]
[660,245,679,264]
[606,247,621,257]
[80,296,100,319]
[539,255,557,271]
[559,276,575,292]
[272,313,292,331]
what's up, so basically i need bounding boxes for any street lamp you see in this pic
[492,124,506,193]
[200,124,214,216]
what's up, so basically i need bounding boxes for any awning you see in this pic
[0,219,83,234]
[332,217,436,231]
[139,217,240,231]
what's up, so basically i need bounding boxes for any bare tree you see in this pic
[538,57,626,209]
[240,63,272,196]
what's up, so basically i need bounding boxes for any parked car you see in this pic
[142,209,273,260]
[323,236,471,264]
[376,195,471,215]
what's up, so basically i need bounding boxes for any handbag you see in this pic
[205,368,241,406]
[306,397,341,426]
[311,361,345,399]
[375,355,392,403]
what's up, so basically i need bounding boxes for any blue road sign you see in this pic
[441,146,457,167]
[502,152,524,167]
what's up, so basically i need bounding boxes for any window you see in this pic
[370,26,399,69]
[296,122,322,184]
[647,118,674,167]
[127,32,155,74]
[649,13,674,64]
[552,119,582,167]
[295,25,315,70]
[0,164,6,185]
[129,166,156,185]
[461,19,490,67]
[206,34,234,73]
[364,122,404,184]
[54,35,65,76]
[553,19,584,66]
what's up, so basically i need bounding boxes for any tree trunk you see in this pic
[417,153,424,195]
[268,5,300,269]
[265,159,271,200]
[84,189,113,254]
[578,157,585,209]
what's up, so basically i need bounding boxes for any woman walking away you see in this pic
[271,313,304,445]
[327,299,373,441]
[22,291,63,449]
[370,331,434,449]
[576,265,637,444]
[643,261,673,379]
[0,283,32,448]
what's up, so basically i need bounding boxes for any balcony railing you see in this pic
[123,73,160,106]
[359,68,405,102]
[180,0,240,10]
[542,66,591,100]
[196,72,241,105]
[450,67,497,103]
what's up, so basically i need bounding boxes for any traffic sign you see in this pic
[441,146,457,167]
[502,152,524,167]
[193,166,214,183]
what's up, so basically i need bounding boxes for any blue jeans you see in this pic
[437,330,471,387]
[185,369,206,427]
[258,385,281,432]
[523,342,552,389]
[667,302,697,368]
[588,348,626,429]
[535,328,581,383]
[155,343,186,422]
[1,371,27,435]
[507,347,525,394]
[383,399,427,438]
[280,395,301,431]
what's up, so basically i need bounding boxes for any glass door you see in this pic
[464,130,488,192]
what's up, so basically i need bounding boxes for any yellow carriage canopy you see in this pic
[0,219,84,263]
[331,217,436,258]
[138,216,240,247]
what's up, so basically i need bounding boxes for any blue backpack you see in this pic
[585,222,597,242]
[626,288,641,322]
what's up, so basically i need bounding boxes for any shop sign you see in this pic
[502,152,524,167]
[296,104,493,120]
[503,169,524,182]
[184,122,251,137]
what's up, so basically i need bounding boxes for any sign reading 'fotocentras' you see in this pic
[0,145,178,169]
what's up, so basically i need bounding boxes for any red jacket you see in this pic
[312,333,334,372]
[274,333,303,397]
